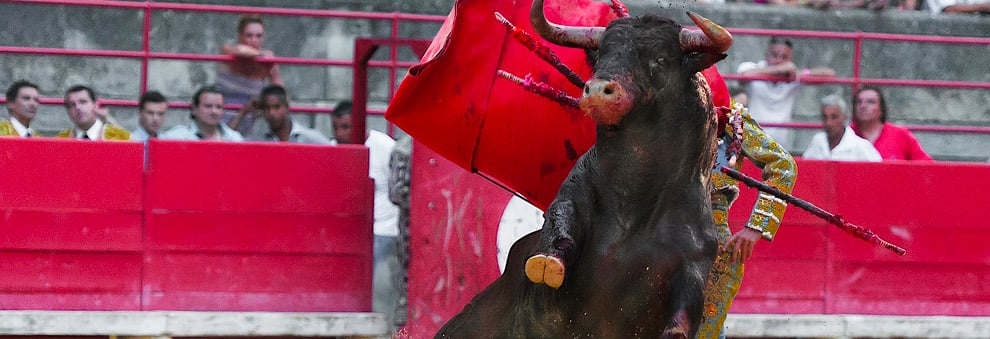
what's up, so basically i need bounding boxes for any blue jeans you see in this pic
[373,235,401,330]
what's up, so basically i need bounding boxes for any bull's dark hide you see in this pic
[436,9,724,339]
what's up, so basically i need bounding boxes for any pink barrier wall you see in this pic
[405,144,990,337]
[0,138,373,312]
[730,159,990,315]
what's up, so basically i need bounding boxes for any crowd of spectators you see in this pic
[3,79,408,332]
[731,36,933,162]
[3,12,407,332]
[713,33,942,164]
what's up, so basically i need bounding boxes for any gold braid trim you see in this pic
[102,125,131,141]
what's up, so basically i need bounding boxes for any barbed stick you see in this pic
[720,166,906,256]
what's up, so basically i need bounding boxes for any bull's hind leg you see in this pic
[661,259,714,339]
[525,200,577,289]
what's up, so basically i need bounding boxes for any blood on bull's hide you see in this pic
[435,1,733,338]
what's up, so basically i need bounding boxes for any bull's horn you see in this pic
[679,11,733,53]
[531,0,605,49]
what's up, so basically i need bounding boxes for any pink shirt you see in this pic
[853,122,933,161]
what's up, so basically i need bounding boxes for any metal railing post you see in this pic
[141,0,152,95]
[853,31,864,94]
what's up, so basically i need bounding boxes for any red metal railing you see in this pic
[1,0,987,134]
[722,28,990,134]
[0,0,444,116]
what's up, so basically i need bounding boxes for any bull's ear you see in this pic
[683,52,727,74]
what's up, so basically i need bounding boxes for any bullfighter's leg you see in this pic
[525,199,578,289]
[695,203,745,339]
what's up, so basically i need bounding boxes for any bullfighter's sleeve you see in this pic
[733,106,797,241]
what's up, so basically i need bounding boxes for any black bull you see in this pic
[436,8,732,339]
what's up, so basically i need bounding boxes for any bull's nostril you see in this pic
[603,87,614,95]
[584,86,590,94]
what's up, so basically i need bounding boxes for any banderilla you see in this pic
[720,166,906,256]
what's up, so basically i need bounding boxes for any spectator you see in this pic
[926,0,990,13]
[736,37,835,149]
[851,86,932,161]
[387,135,412,328]
[331,100,401,331]
[2,80,40,137]
[130,91,169,142]
[56,85,130,140]
[219,14,283,139]
[803,94,882,161]
[159,85,244,141]
[254,84,331,144]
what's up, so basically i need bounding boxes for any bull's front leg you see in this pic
[525,199,578,289]
[524,154,594,289]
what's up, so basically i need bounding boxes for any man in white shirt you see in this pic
[160,85,243,142]
[331,100,400,330]
[254,84,331,144]
[130,91,168,142]
[803,94,882,162]
[3,80,40,137]
[737,37,835,150]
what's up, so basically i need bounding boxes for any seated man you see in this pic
[56,85,130,140]
[736,37,835,149]
[131,91,169,142]
[332,100,401,330]
[803,94,882,161]
[160,85,244,141]
[2,80,40,137]
[253,84,331,144]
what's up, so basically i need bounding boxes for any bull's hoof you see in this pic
[661,310,690,339]
[525,254,565,288]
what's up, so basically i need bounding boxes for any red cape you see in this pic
[386,0,730,210]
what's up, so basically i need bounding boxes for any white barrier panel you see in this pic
[726,314,990,339]
[0,311,388,338]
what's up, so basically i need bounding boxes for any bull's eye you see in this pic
[656,58,667,67]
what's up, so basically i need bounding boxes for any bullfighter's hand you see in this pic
[727,228,762,263]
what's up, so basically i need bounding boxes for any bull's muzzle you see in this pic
[580,79,633,125]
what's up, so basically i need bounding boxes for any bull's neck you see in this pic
[592,105,709,203]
